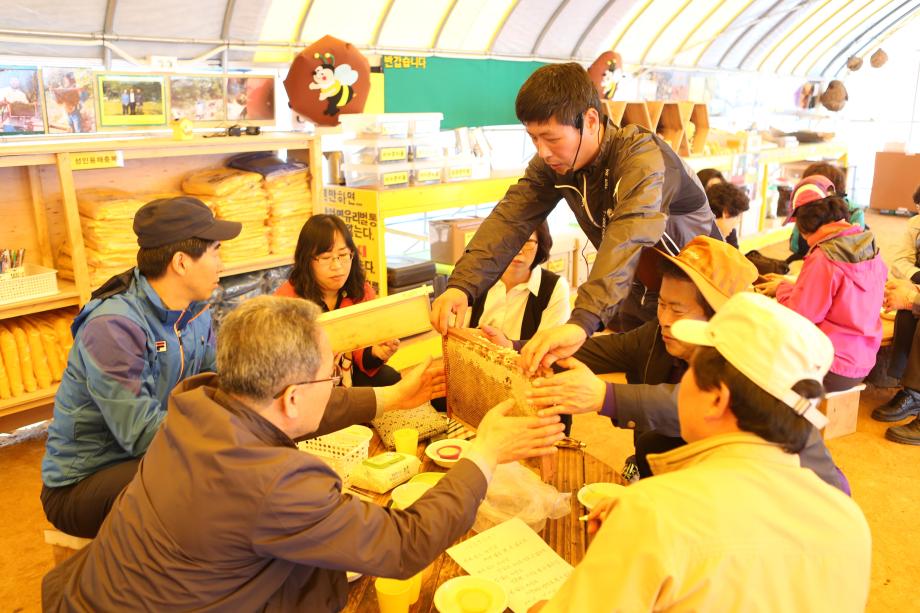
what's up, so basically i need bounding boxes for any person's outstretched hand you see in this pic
[430,288,469,335]
[382,357,445,411]
[520,324,587,374]
[468,399,566,469]
[527,357,606,416]
[480,324,514,349]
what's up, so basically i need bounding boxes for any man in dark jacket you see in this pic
[526,236,849,492]
[42,296,565,612]
[431,62,719,373]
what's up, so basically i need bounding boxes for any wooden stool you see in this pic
[44,529,92,565]
[820,385,865,440]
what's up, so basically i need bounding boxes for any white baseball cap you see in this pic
[671,292,833,430]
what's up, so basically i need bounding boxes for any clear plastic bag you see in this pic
[472,462,570,534]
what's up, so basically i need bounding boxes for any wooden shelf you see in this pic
[0,280,80,321]
[0,384,58,418]
[0,132,315,167]
[757,142,847,164]
[324,174,520,219]
[220,255,294,278]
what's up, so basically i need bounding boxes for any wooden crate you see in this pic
[657,102,694,155]
[689,104,710,155]
[820,385,864,440]
[44,529,92,565]
[622,102,654,130]
[603,100,627,126]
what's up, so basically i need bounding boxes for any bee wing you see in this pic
[335,65,359,86]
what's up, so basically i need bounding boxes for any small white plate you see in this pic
[425,438,472,468]
[434,576,507,613]
[577,482,626,511]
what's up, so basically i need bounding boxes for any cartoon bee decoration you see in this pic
[309,52,359,116]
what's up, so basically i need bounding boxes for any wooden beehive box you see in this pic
[317,285,432,354]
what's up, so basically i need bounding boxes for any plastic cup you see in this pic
[408,571,423,604]
[393,428,419,455]
[375,577,413,613]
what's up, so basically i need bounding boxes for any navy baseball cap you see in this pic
[133,196,242,248]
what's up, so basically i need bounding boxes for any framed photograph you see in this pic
[43,68,97,134]
[0,66,44,134]
[226,76,275,124]
[97,74,167,128]
[169,75,226,123]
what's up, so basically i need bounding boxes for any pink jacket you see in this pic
[776,223,887,379]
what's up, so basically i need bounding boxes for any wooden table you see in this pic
[342,435,623,612]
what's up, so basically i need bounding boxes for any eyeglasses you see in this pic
[519,239,538,252]
[313,251,354,267]
[272,375,342,399]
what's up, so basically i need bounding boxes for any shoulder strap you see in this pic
[89,267,136,301]
[520,268,559,341]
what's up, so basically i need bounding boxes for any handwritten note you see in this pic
[446,518,573,613]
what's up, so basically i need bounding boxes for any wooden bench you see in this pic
[820,385,865,440]
[44,529,92,565]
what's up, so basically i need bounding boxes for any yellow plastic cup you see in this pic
[375,577,413,613]
[407,571,423,604]
[393,428,419,455]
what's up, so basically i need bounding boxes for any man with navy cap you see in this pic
[41,197,242,538]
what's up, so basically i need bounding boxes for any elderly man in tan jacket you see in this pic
[43,296,565,612]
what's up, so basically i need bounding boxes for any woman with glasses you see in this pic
[472,221,571,347]
[275,214,401,387]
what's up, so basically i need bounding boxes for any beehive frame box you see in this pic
[316,285,432,354]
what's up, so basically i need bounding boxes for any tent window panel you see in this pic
[300,0,390,46]
[377,0,453,49]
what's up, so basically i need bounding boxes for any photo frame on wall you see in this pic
[97,74,167,128]
[0,66,45,135]
[43,67,97,134]
[169,75,226,123]
[226,75,275,124]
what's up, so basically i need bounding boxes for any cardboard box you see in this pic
[429,218,484,265]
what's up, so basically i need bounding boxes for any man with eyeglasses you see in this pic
[43,296,567,612]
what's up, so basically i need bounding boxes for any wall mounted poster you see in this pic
[0,66,44,134]
[97,74,166,127]
[226,76,275,123]
[169,75,225,122]
[43,68,97,133]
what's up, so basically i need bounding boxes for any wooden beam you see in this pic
[26,166,53,268]
[54,153,91,304]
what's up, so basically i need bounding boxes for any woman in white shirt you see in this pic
[469,221,571,344]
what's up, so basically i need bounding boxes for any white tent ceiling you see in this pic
[1,0,917,77]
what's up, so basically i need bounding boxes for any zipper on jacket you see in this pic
[555,175,602,229]
[174,311,186,379]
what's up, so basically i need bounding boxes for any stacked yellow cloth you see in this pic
[65,189,144,288]
[0,310,75,399]
[183,168,271,265]
[181,167,263,197]
[265,169,312,255]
